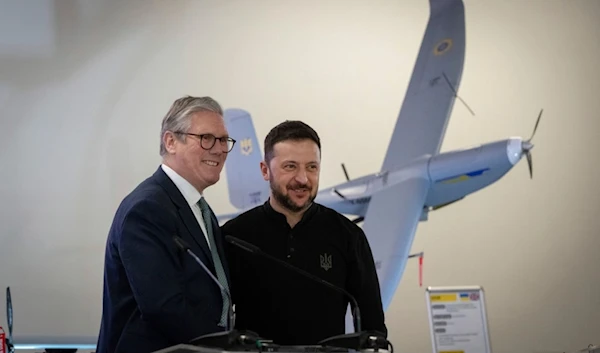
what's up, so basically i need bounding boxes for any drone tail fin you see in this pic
[223,109,270,210]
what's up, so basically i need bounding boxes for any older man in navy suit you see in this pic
[97,96,236,353]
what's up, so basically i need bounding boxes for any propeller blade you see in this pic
[341,163,350,181]
[523,109,541,179]
[525,151,533,179]
[529,108,543,141]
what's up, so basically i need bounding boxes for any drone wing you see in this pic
[362,176,430,309]
[380,0,465,173]
[357,0,465,312]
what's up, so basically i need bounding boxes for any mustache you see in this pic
[287,183,311,190]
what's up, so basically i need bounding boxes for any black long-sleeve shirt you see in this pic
[221,200,387,345]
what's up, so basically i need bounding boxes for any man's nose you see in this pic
[209,142,223,154]
[295,170,308,184]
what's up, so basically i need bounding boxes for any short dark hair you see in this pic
[264,120,321,164]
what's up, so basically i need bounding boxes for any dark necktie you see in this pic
[198,197,230,327]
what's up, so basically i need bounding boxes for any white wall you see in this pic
[1,0,599,352]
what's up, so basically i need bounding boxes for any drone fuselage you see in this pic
[315,137,527,217]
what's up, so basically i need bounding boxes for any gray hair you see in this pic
[159,95,224,156]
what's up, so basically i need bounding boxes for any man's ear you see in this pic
[163,131,178,154]
[260,160,269,181]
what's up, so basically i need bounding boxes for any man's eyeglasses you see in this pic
[175,132,236,153]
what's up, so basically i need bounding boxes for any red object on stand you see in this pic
[0,326,6,353]
[419,254,423,287]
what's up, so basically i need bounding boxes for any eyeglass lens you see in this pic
[200,134,234,152]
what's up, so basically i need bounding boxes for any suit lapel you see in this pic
[152,167,214,267]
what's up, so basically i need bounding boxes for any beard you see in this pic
[270,176,317,213]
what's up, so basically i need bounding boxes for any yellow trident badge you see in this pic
[240,138,252,156]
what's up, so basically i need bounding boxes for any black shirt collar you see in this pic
[262,198,319,228]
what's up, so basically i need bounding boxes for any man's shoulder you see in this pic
[221,204,265,232]
[114,174,173,220]
[314,203,364,234]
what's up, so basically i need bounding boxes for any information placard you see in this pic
[425,286,492,353]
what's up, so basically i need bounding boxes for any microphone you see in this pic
[225,235,392,351]
[225,235,362,333]
[172,236,262,349]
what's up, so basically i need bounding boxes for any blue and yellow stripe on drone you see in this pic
[435,168,490,184]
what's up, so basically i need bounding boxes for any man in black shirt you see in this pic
[221,120,387,345]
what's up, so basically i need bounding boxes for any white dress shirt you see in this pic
[161,164,211,249]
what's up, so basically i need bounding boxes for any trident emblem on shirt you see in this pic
[320,253,332,271]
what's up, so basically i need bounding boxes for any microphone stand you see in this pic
[173,236,262,350]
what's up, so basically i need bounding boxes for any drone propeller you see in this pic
[522,108,543,179]
[6,287,14,353]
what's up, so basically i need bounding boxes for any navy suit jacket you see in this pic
[96,166,230,353]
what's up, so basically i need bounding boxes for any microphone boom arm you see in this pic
[173,236,235,331]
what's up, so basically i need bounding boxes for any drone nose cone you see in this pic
[506,138,524,165]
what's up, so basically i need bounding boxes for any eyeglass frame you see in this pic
[173,131,237,153]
